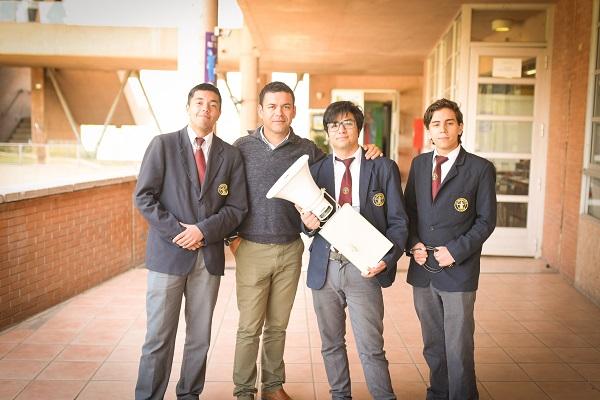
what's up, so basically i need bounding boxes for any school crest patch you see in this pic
[218,183,229,196]
[372,193,385,207]
[454,197,468,212]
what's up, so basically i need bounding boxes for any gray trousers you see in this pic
[135,251,221,400]
[312,259,395,400]
[413,283,478,400]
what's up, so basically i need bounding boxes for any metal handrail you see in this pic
[0,142,143,167]
[0,89,30,119]
[0,142,89,165]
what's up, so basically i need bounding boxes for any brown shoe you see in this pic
[261,388,292,400]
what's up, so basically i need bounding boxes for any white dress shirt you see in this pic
[187,126,213,161]
[432,145,461,183]
[333,146,362,212]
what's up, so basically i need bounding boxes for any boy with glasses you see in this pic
[298,101,408,400]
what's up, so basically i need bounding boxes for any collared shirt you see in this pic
[187,125,213,161]
[333,146,362,211]
[260,127,291,150]
[432,144,461,182]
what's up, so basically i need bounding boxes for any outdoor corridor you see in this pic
[1,264,600,400]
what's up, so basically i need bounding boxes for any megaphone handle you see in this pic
[322,189,340,211]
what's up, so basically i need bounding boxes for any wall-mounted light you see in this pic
[492,19,512,32]
[315,91,324,100]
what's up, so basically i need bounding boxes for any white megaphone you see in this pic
[266,154,333,221]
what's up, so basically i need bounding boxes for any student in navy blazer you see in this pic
[300,101,408,400]
[405,99,496,400]
[134,84,247,400]
[305,149,408,290]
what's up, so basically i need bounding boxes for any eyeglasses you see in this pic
[409,245,455,274]
[326,119,356,132]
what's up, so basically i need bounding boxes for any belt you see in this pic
[329,249,349,263]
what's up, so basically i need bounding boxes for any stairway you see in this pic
[8,117,31,143]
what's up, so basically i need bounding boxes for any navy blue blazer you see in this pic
[405,147,496,292]
[134,128,248,276]
[305,153,409,289]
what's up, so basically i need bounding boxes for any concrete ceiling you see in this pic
[0,23,176,71]
[236,0,552,76]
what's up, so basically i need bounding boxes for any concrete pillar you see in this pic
[240,24,259,134]
[177,0,217,98]
[30,67,46,163]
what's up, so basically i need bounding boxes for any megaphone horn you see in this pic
[266,155,333,221]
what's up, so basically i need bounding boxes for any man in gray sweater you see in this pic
[230,82,381,400]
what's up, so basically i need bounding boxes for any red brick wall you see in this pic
[575,216,600,303]
[133,202,147,268]
[542,0,593,280]
[0,181,148,330]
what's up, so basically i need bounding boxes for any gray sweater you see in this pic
[234,127,325,244]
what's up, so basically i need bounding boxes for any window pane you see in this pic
[497,202,528,227]
[477,84,535,116]
[587,177,600,219]
[594,75,600,118]
[492,159,530,195]
[471,9,547,43]
[445,59,453,91]
[431,50,439,99]
[444,30,453,60]
[455,18,461,71]
[427,57,434,102]
[596,26,600,69]
[591,122,600,166]
[443,27,453,91]
[476,121,532,153]
[479,56,536,78]
[597,27,600,69]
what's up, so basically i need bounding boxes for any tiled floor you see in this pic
[1,260,600,399]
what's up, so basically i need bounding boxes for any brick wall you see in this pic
[0,181,147,330]
[542,0,593,280]
[575,216,600,304]
[133,201,147,267]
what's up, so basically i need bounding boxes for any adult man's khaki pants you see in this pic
[232,238,304,398]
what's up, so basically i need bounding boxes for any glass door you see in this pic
[466,47,549,256]
[330,89,400,161]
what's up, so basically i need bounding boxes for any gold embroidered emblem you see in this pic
[432,171,438,181]
[342,187,350,195]
[372,193,385,207]
[454,197,468,212]
[218,183,228,196]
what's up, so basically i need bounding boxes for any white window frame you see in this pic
[581,0,600,219]
[424,15,462,108]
